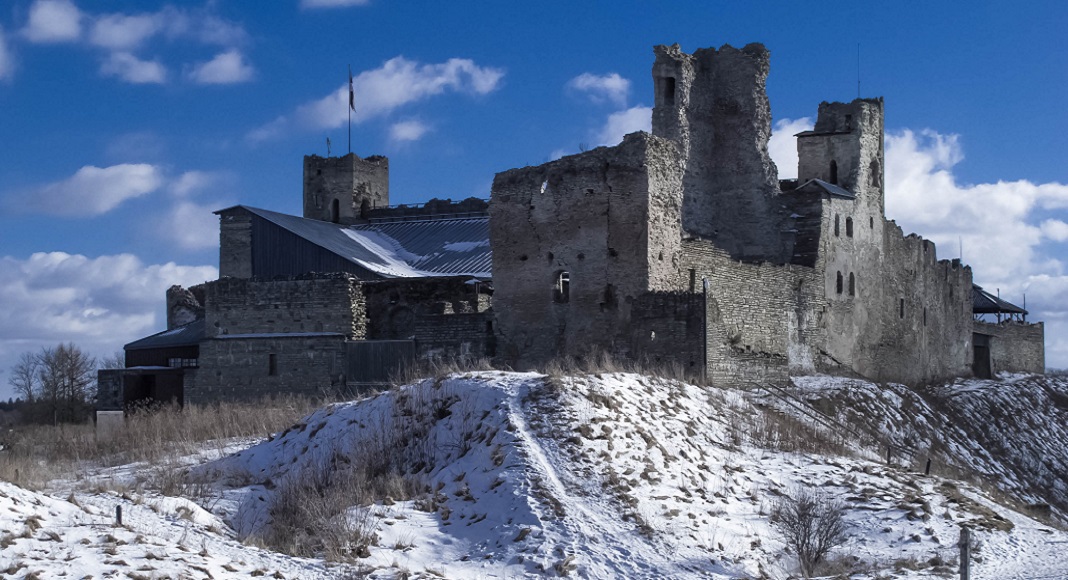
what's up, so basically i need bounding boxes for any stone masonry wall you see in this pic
[974,320,1045,375]
[218,209,252,279]
[304,153,389,223]
[652,43,785,262]
[490,132,683,368]
[362,277,495,359]
[680,240,826,387]
[626,291,705,373]
[189,335,347,403]
[203,275,365,339]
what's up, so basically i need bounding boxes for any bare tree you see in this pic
[771,488,849,577]
[38,343,97,424]
[8,352,40,403]
[99,350,126,370]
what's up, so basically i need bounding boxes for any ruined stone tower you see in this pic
[651,43,784,262]
[796,99,885,215]
[303,153,389,223]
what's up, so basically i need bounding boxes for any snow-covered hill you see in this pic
[1,372,1066,579]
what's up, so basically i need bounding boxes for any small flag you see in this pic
[348,66,355,112]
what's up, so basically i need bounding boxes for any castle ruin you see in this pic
[98,42,1044,415]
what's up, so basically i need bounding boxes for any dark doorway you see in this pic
[973,333,992,379]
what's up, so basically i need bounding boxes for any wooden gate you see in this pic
[346,340,417,387]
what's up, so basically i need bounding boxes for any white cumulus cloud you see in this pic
[89,12,161,50]
[21,0,83,43]
[100,51,167,84]
[23,163,164,216]
[0,252,217,394]
[567,72,630,106]
[153,199,225,251]
[249,56,504,141]
[768,117,814,179]
[300,0,371,7]
[389,120,430,143]
[595,106,652,146]
[1041,219,1068,243]
[188,49,254,84]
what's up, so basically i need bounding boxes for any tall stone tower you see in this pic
[303,153,389,224]
[651,43,784,262]
[796,98,885,215]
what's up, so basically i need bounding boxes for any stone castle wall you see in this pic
[218,209,252,279]
[975,320,1045,375]
[203,275,365,339]
[189,335,347,403]
[490,132,683,368]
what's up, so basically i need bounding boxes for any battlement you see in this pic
[303,153,389,224]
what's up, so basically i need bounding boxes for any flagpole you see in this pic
[348,65,353,155]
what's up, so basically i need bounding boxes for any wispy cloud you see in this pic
[767,117,814,180]
[88,12,161,51]
[152,199,227,250]
[300,0,371,8]
[100,51,167,84]
[21,0,83,44]
[249,56,504,141]
[389,120,430,143]
[187,49,254,84]
[0,26,14,81]
[15,163,164,216]
[567,72,630,106]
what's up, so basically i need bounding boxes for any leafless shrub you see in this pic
[771,487,849,578]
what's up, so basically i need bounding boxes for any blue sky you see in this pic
[1,0,1066,400]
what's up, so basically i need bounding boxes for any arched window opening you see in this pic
[870,216,874,229]
[834,214,840,237]
[849,273,855,296]
[836,271,843,294]
[870,159,882,189]
[330,198,340,223]
[923,307,928,326]
[553,271,570,304]
[899,298,905,319]
[663,77,676,106]
[829,160,839,185]
[846,217,854,237]
[268,353,278,376]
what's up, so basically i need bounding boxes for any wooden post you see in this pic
[116,505,123,527]
[959,526,971,580]
[886,445,892,465]
[925,458,932,475]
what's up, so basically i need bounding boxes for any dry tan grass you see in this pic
[0,395,321,490]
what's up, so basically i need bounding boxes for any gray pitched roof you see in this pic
[794,178,856,199]
[231,205,492,278]
[125,319,205,350]
[972,284,1027,315]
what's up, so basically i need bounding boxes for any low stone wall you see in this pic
[204,275,365,339]
[974,320,1045,375]
[189,334,347,403]
[627,291,705,372]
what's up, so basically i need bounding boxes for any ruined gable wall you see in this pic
[203,276,365,339]
[652,43,784,262]
[489,132,683,367]
[679,240,825,386]
[218,209,252,279]
[974,321,1045,375]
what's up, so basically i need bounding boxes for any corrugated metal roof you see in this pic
[972,284,1027,315]
[125,319,205,350]
[238,205,491,278]
[795,178,855,199]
